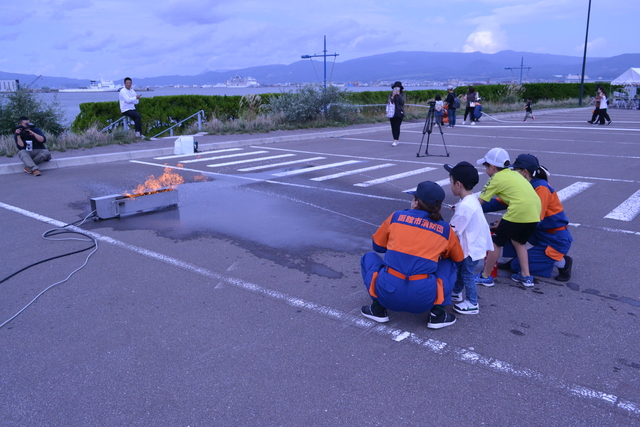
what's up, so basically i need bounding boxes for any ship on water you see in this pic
[225,76,259,88]
[59,76,122,93]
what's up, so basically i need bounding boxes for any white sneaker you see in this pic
[452,292,463,303]
[391,141,398,147]
[462,121,466,125]
[453,300,479,315]
[471,122,476,126]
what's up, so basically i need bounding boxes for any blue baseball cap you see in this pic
[406,181,445,206]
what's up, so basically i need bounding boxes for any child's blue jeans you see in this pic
[453,256,480,305]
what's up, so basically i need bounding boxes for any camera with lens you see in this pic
[16,123,34,132]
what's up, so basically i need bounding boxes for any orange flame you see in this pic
[193,174,208,182]
[124,167,184,197]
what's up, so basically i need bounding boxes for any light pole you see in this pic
[301,36,339,91]
[578,0,592,106]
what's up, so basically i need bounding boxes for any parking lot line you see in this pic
[238,157,326,172]
[354,167,437,187]
[180,150,269,163]
[310,163,395,181]
[206,154,295,168]
[604,189,640,221]
[272,160,362,177]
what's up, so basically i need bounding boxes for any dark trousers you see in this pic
[390,117,403,140]
[464,106,475,121]
[598,109,611,124]
[122,109,142,133]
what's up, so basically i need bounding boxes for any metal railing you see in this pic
[100,110,206,137]
[100,116,132,133]
[151,110,205,139]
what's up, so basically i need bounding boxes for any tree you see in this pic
[0,90,64,136]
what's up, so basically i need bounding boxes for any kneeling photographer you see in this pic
[14,116,50,176]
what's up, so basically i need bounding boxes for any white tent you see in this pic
[611,68,640,86]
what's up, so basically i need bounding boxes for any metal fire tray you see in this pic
[90,188,178,220]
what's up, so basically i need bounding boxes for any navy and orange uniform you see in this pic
[361,208,464,313]
[484,178,572,277]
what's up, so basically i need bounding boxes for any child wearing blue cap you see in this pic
[444,162,494,314]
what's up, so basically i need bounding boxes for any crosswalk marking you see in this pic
[272,160,362,177]
[180,151,269,164]
[557,182,594,203]
[206,154,295,168]
[238,157,326,172]
[310,163,395,182]
[604,189,640,222]
[354,167,437,188]
[155,148,242,160]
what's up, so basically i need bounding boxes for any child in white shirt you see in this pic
[444,161,494,314]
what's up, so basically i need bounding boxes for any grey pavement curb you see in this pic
[0,124,393,175]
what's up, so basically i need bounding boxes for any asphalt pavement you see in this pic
[1,107,640,426]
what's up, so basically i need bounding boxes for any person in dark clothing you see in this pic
[444,86,459,128]
[463,86,477,125]
[13,116,50,176]
[389,81,406,146]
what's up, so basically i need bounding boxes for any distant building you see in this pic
[0,79,19,92]
[565,74,589,83]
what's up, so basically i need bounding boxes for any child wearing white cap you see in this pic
[475,148,541,287]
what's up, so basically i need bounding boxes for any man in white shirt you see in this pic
[119,77,143,138]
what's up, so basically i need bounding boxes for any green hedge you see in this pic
[72,83,616,132]
[72,93,276,134]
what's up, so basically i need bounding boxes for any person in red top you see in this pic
[360,181,464,329]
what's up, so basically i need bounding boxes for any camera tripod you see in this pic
[416,103,449,157]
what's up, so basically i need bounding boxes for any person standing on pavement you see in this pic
[14,116,50,176]
[360,181,464,329]
[119,77,144,138]
[597,89,612,125]
[475,148,541,288]
[444,161,494,315]
[388,81,405,147]
[445,86,459,128]
[463,86,477,125]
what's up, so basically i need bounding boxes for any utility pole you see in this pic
[579,0,592,106]
[505,57,531,85]
[301,35,339,91]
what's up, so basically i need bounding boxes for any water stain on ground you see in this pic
[79,180,370,278]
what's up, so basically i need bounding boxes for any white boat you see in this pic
[59,76,122,93]
[225,76,259,88]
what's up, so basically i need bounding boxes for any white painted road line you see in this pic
[1,201,639,419]
[310,163,396,182]
[272,160,362,177]
[180,151,269,163]
[604,189,640,222]
[557,182,595,203]
[206,154,295,168]
[238,157,326,172]
[354,167,437,187]
[155,148,242,160]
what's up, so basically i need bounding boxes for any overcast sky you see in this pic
[1,0,637,80]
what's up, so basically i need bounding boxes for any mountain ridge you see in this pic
[1,50,638,89]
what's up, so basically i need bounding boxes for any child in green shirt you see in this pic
[475,148,541,287]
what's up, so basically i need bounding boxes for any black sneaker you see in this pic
[361,301,389,323]
[555,255,573,282]
[427,306,456,329]
[498,258,514,271]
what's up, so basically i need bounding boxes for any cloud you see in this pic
[78,35,116,52]
[463,29,506,53]
[0,32,19,41]
[155,0,226,26]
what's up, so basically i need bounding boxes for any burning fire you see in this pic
[124,167,184,197]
